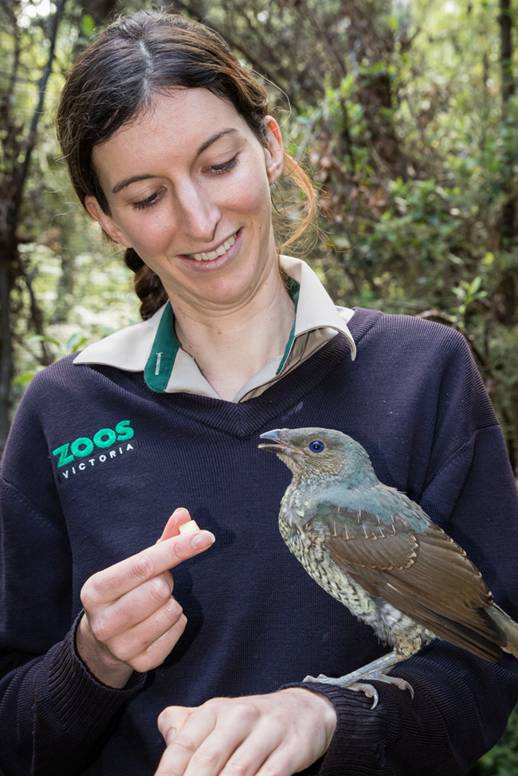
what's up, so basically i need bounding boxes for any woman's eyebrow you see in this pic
[111,128,239,194]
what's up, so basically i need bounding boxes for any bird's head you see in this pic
[258,427,376,486]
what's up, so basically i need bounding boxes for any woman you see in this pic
[1,10,517,776]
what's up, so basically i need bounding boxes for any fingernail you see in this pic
[191,531,214,549]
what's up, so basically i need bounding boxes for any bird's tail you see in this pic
[487,603,518,659]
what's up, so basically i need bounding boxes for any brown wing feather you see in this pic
[322,507,502,661]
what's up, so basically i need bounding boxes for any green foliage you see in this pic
[80,13,96,38]
[470,707,518,776]
[12,228,139,407]
[287,0,518,468]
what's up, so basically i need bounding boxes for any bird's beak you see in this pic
[258,429,288,453]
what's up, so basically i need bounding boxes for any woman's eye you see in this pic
[132,191,162,210]
[209,154,239,175]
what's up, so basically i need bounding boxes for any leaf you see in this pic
[388,14,399,32]
[81,14,95,37]
[470,276,482,294]
[13,371,37,387]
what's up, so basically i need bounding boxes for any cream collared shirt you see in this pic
[73,255,356,402]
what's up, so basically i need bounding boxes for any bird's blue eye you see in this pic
[309,440,325,453]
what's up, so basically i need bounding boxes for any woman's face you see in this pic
[85,88,284,313]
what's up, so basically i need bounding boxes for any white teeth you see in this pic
[190,232,237,262]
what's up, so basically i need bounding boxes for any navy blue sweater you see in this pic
[1,307,518,775]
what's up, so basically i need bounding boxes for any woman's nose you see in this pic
[175,180,221,243]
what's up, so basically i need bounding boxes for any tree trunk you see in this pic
[0,0,67,450]
[496,0,517,325]
[345,0,409,179]
[499,0,515,246]
[52,251,77,325]
[0,241,14,453]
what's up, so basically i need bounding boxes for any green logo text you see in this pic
[52,419,135,469]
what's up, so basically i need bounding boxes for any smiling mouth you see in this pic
[184,229,240,262]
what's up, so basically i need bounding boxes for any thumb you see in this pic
[156,508,192,543]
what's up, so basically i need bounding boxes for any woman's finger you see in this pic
[88,572,174,644]
[218,715,285,776]
[180,700,265,776]
[254,743,299,776]
[81,530,215,606]
[155,704,218,775]
[157,706,193,745]
[106,595,184,663]
[130,613,188,673]
[158,508,193,542]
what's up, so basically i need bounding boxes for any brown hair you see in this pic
[57,10,317,319]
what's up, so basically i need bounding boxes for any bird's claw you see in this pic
[303,674,380,708]
[382,675,415,699]
[303,670,414,710]
[348,682,380,709]
[362,672,415,701]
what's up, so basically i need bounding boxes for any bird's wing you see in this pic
[312,497,502,661]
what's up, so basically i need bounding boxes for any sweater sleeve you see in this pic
[288,332,518,776]
[0,377,146,776]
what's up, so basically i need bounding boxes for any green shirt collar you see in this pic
[143,275,301,393]
[74,255,356,400]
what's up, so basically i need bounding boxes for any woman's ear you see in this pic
[262,116,284,185]
[84,195,132,248]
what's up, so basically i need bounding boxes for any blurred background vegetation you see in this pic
[0,0,517,771]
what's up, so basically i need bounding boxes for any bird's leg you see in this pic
[304,650,414,709]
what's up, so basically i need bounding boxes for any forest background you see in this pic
[1,0,517,771]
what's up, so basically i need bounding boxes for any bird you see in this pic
[258,427,518,708]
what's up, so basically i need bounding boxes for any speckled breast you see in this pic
[278,514,379,622]
[278,512,432,653]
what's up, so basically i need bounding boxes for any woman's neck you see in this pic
[170,268,295,401]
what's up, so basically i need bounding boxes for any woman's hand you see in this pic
[155,687,337,776]
[76,508,214,688]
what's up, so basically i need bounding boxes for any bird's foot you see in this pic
[303,668,414,710]
[349,673,414,709]
[303,673,383,708]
